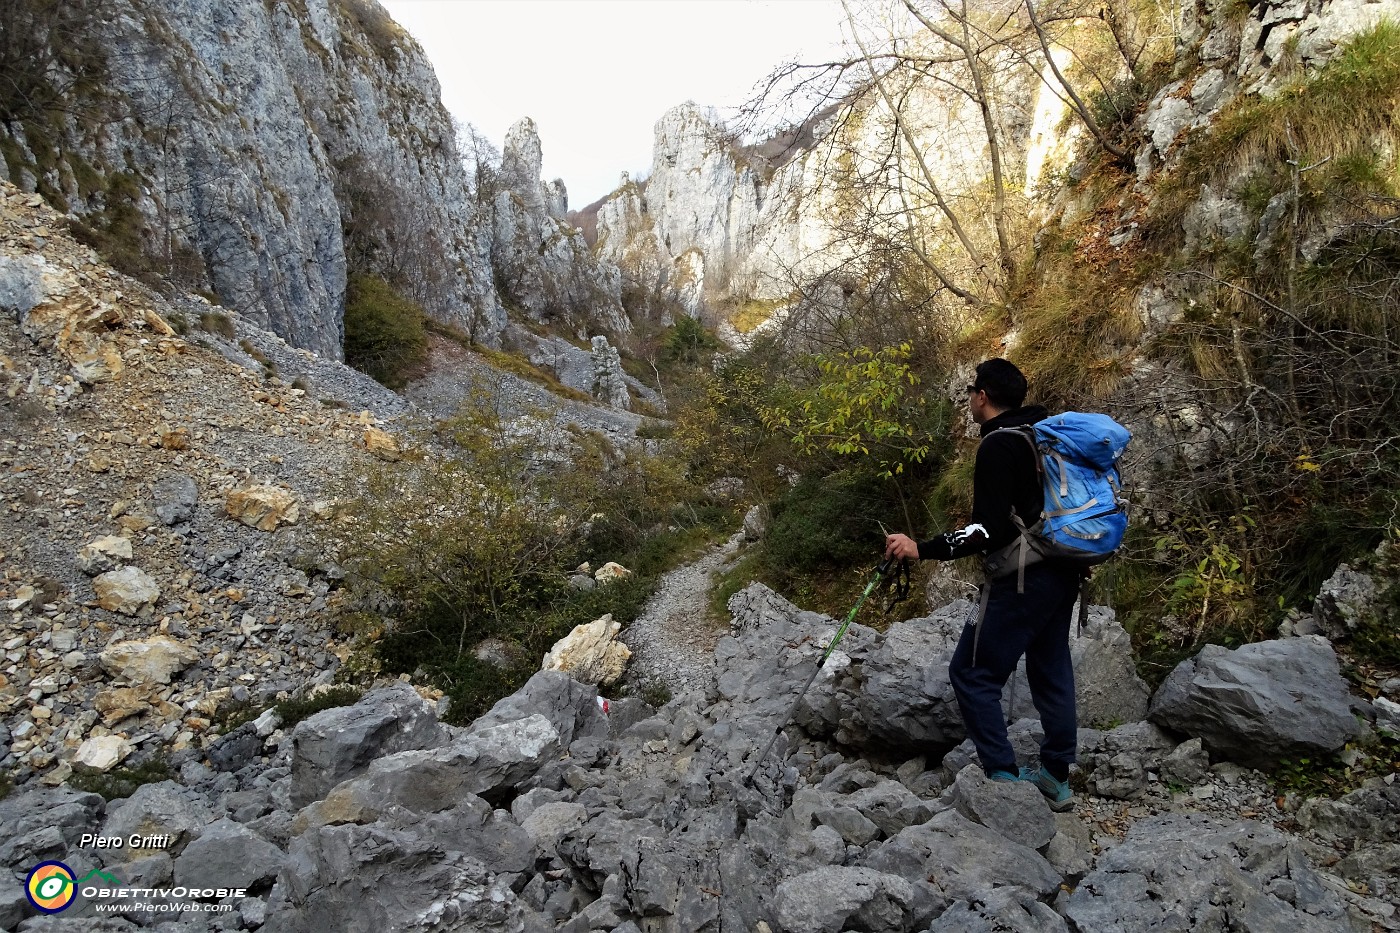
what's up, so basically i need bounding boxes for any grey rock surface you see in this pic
[173,817,287,890]
[773,866,919,933]
[1148,636,1360,768]
[470,670,608,749]
[101,781,214,861]
[1313,563,1380,640]
[289,682,448,807]
[1058,813,1353,932]
[151,473,199,526]
[947,765,1057,850]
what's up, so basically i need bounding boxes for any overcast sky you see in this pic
[378,0,849,208]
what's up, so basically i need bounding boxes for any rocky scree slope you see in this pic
[1,581,1396,931]
[0,179,654,804]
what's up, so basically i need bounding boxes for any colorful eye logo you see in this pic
[26,861,76,913]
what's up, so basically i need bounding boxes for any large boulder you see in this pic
[1148,636,1360,768]
[848,602,968,751]
[100,781,214,861]
[1057,813,1352,932]
[261,820,536,933]
[541,614,631,686]
[862,809,1062,904]
[469,670,608,749]
[946,765,1056,850]
[172,818,286,891]
[92,566,161,616]
[289,683,448,807]
[773,866,919,933]
[99,635,199,685]
[1312,562,1379,640]
[296,714,561,827]
[0,787,106,871]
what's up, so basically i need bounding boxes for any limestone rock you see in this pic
[1058,813,1352,932]
[0,253,45,320]
[101,781,213,860]
[773,866,918,933]
[289,682,448,808]
[947,764,1056,850]
[77,535,133,576]
[92,566,161,616]
[1312,563,1379,640]
[99,636,199,685]
[296,714,561,828]
[261,819,537,933]
[172,818,286,891]
[541,613,631,686]
[94,684,178,726]
[594,561,632,584]
[1148,635,1360,768]
[361,426,401,461]
[72,736,130,772]
[590,335,631,409]
[470,670,609,749]
[1375,696,1400,737]
[226,484,300,531]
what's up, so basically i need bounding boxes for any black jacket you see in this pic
[917,405,1048,561]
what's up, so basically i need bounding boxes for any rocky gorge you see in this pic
[0,182,1397,929]
[1,0,1400,929]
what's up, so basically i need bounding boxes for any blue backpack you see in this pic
[982,411,1131,591]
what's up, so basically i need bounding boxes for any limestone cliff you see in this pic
[0,0,510,359]
[0,0,639,369]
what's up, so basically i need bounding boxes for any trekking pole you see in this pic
[743,555,904,788]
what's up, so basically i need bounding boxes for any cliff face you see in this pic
[596,57,1051,331]
[0,0,511,359]
[0,0,635,364]
[491,119,630,338]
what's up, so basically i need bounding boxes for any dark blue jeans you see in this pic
[949,561,1081,777]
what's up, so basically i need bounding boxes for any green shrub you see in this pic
[323,393,731,724]
[342,274,428,389]
[662,316,719,365]
[765,470,893,575]
[68,757,170,800]
[200,311,235,338]
[273,686,365,730]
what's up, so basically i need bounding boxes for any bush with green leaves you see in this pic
[342,274,428,388]
[324,388,733,723]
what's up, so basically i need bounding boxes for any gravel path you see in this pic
[620,531,745,697]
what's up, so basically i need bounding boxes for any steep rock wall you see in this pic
[0,0,502,358]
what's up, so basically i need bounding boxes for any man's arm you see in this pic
[883,432,1024,562]
[885,524,989,562]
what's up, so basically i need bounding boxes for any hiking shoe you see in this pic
[1020,767,1074,811]
[987,769,1019,782]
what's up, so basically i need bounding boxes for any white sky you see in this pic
[378,0,850,208]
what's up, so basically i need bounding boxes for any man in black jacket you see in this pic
[884,358,1079,809]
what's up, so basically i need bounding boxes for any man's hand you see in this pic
[885,533,919,561]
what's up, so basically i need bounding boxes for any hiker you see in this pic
[884,358,1080,810]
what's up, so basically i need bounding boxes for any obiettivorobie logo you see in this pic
[24,861,245,915]
[25,862,120,914]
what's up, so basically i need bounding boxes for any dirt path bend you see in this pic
[619,531,744,698]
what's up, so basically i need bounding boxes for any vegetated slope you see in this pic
[0,178,651,790]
